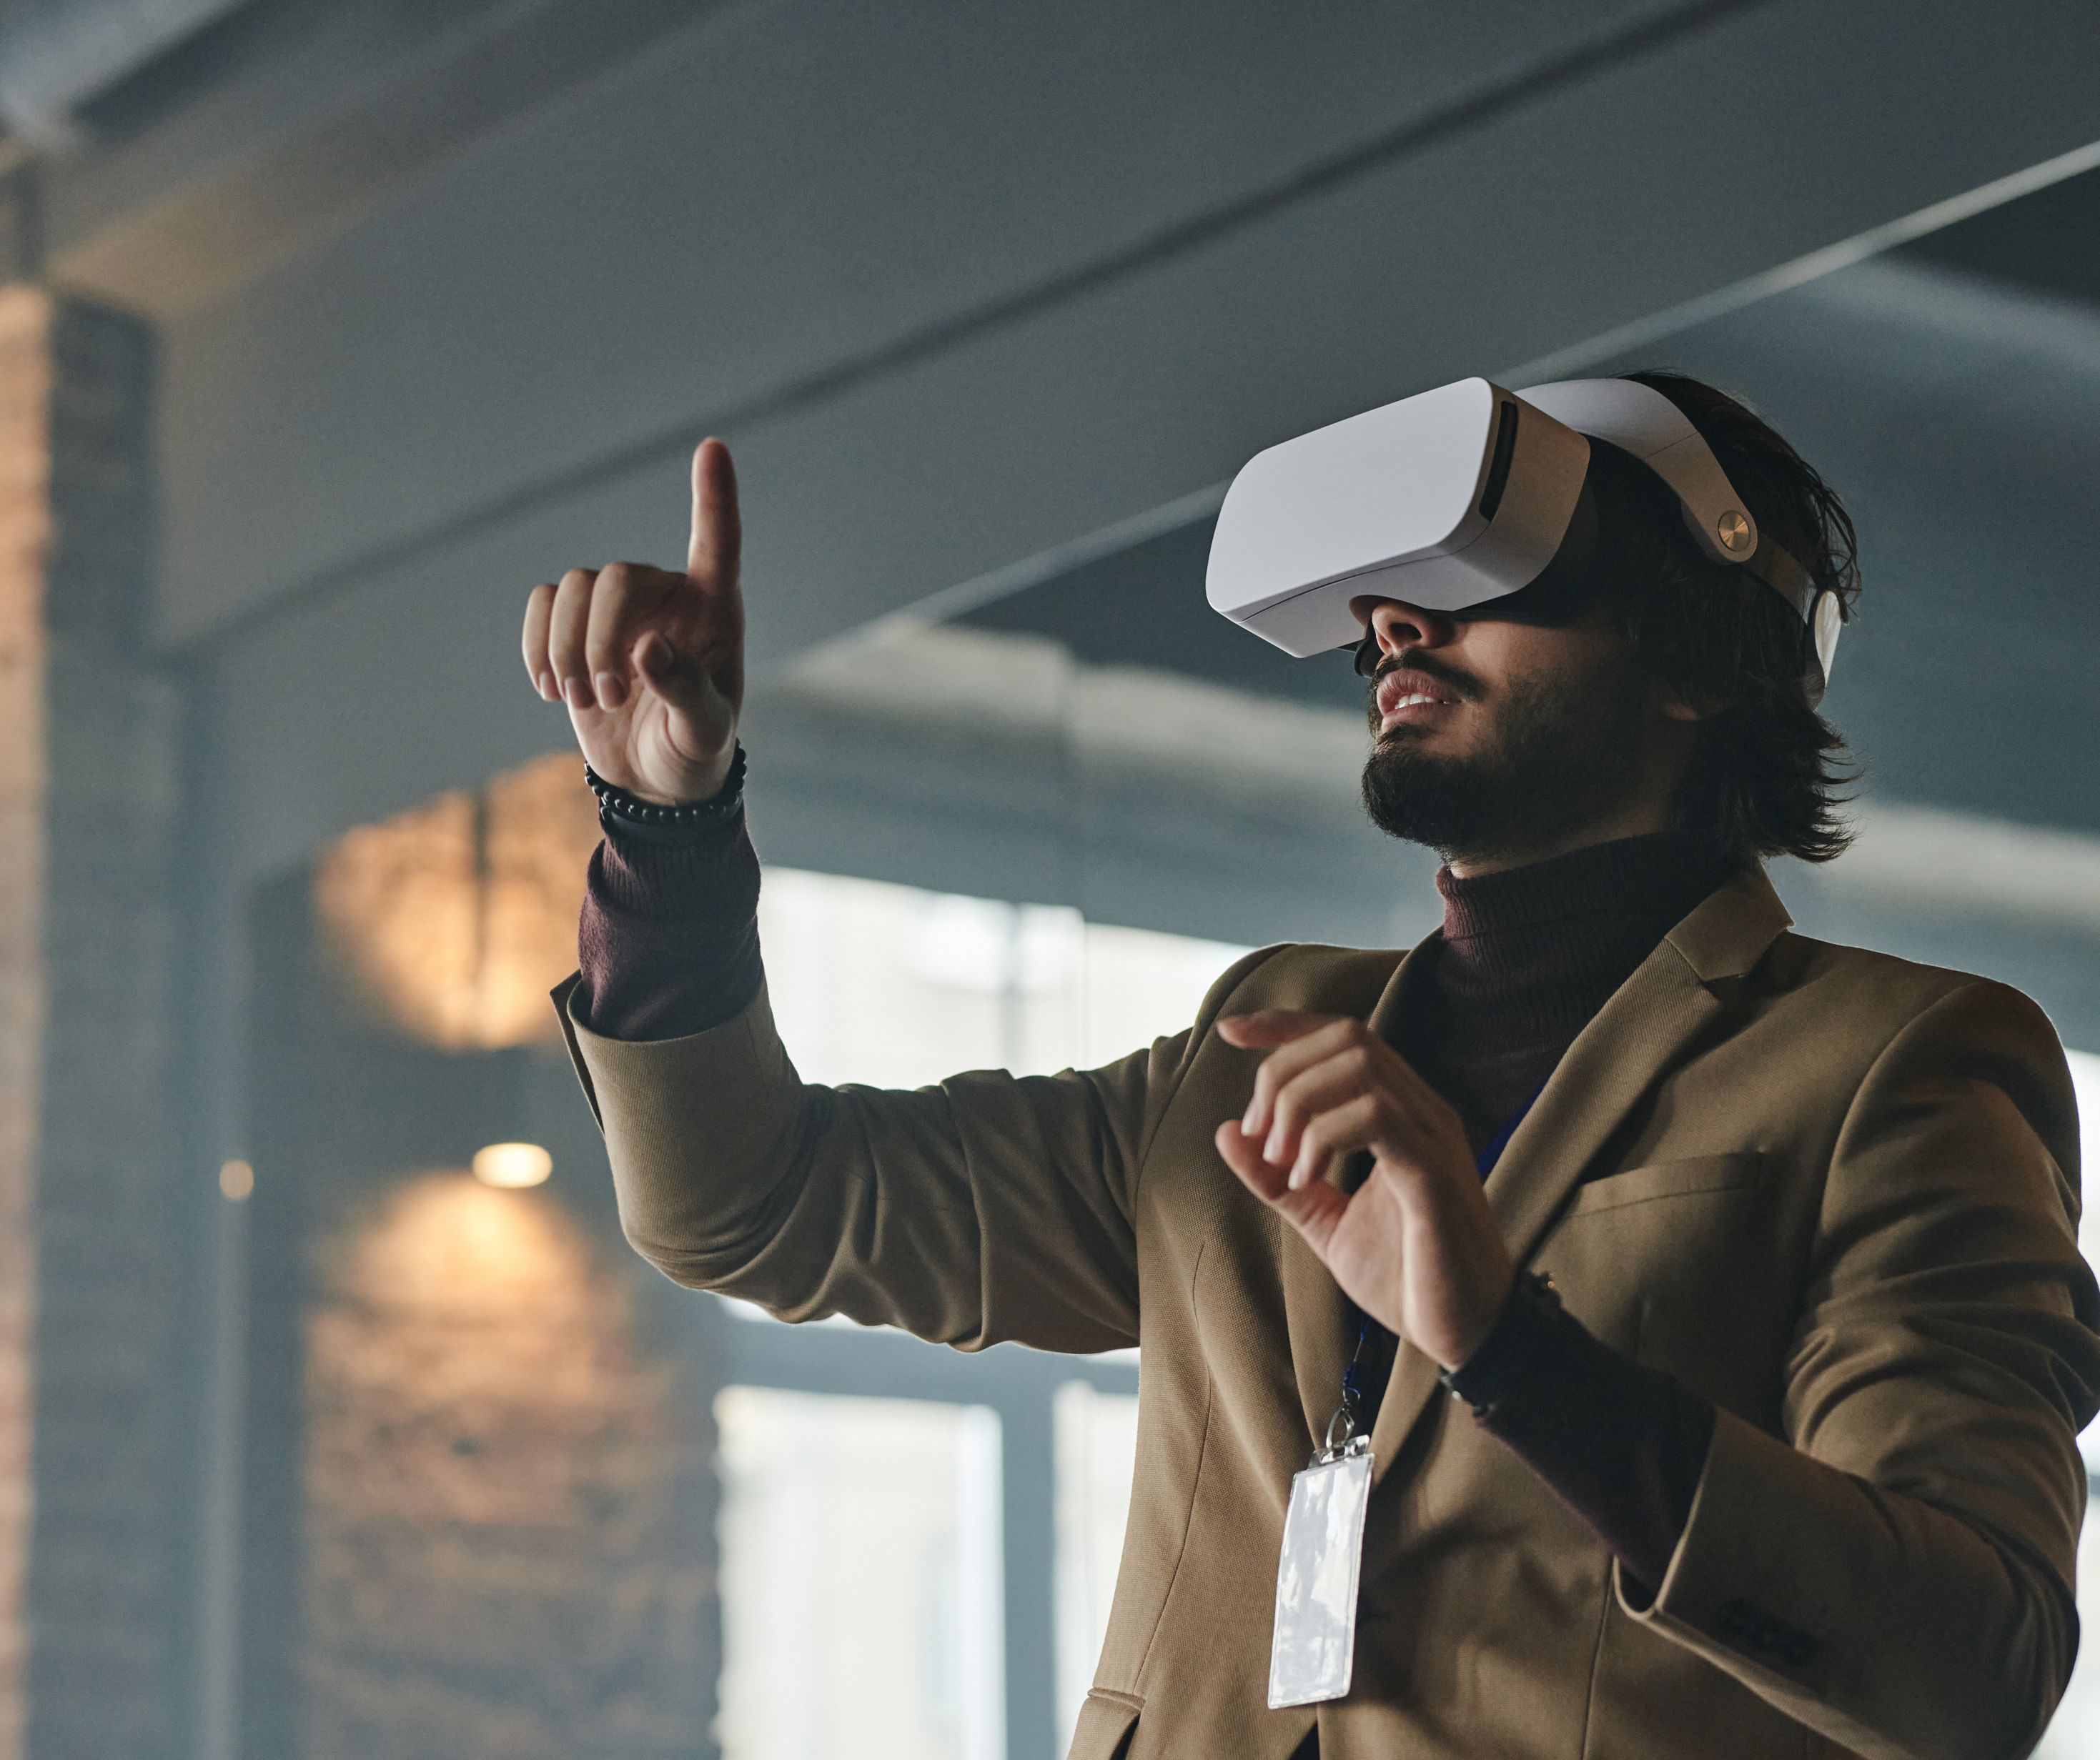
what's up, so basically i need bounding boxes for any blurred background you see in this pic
[0,2,2097,1756]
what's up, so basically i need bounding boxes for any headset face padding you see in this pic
[1206,376,1833,702]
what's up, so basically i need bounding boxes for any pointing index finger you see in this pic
[688,437,742,588]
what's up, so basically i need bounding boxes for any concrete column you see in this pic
[0,283,179,1759]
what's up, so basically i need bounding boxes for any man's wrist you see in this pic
[670,744,738,805]
[1439,1271,1562,1415]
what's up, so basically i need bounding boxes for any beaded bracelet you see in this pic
[585,742,746,840]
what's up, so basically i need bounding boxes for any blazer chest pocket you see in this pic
[1565,1151,1765,1216]
[1548,1153,1778,1370]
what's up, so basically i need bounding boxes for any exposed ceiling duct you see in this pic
[0,0,248,149]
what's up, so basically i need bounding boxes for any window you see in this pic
[714,1388,1005,1760]
[713,864,1250,1759]
[757,865,1251,1087]
[1053,1382,1141,1741]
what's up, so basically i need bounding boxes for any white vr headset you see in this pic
[1205,377,1841,705]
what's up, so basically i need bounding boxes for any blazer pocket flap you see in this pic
[1568,1152,1765,1215]
[1071,1689,1144,1759]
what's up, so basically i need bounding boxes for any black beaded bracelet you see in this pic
[585,742,746,839]
[1439,1270,1562,1415]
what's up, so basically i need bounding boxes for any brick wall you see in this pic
[244,862,723,1760]
[304,1175,707,1760]
[0,283,180,1759]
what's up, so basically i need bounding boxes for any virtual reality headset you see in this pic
[1205,377,1841,705]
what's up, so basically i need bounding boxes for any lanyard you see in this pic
[1327,1085,1543,1452]
[1272,1087,1547,1710]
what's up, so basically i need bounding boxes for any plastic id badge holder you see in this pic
[1267,1433,1374,1707]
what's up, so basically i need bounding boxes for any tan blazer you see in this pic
[559,866,2099,1760]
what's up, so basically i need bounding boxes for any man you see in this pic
[522,373,2099,1760]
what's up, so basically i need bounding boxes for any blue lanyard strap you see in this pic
[1334,1083,1545,1435]
[1470,1093,1538,1182]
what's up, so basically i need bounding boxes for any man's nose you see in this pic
[1359,598,1457,660]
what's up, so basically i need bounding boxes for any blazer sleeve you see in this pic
[1621,978,2100,1760]
[553,951,1272,1354]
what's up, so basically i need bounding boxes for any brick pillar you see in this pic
[0,284,178,1759]
[0,284,49,1760]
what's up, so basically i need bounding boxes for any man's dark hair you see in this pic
[1588,369,1862,865]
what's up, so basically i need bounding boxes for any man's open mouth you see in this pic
[1375,668,1465,722]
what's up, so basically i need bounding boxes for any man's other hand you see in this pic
[522,438,745,803]
[1214,1011,1515,1371]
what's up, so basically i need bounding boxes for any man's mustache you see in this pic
[1365,650,1483,731]
[1372,650,1481,697]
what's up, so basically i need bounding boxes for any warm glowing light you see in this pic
[472,1142,552,1189]
[219,1159,254,1201]
[335,1174,573,1311]
[313,753,601,1050]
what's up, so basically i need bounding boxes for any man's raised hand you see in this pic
[1213,1011,1515,1371]
[522,438,746,803]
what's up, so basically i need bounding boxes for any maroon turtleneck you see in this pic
[571,812,1723,1599]
[1409,832,1734,1148]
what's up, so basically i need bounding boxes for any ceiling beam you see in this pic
[174,0,2100,877]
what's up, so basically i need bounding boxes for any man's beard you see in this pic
[1360,653,1651,864]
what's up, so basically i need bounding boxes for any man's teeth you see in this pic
[1392,692,1440,709]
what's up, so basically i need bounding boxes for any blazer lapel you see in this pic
[1364,865,1794,1479]
[1279,936,1436,1449]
